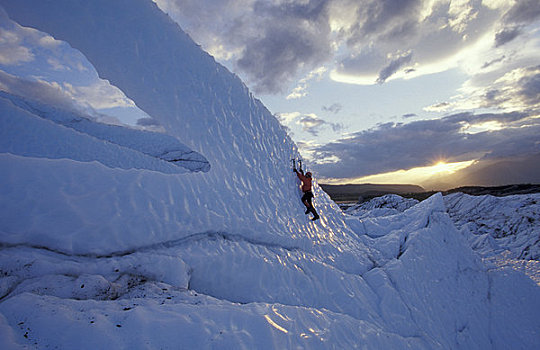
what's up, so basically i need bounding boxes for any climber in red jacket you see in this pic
[293,167,320,221]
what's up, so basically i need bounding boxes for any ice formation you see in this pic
[0,0,539,348]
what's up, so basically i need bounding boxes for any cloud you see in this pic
[502,0,540,25]
[0,69,134,114]
[136,117,165,132]
[286,66,327,100]
[276,111,301,125]
[494,27,522,47]
[155,0,333,94]
[155,0,540,95]
[332,0,484,83]
[277,111,343,137]
[376,51,413,84]
[0,27,34,65]
[0,70,79,110]
[298,113,343,136]
[424,102,451,112]
[402,113,417,118]
[481,55,506,69]
[519,69,540,103]
[322,103,342,114]
[0,10,65,66]
[237,25,331,94]
[331,0,539,87]
[465,66,540,112]
[63,80,134,110]
[309,111,540,180]
[299,114,326,136]
[422,63,540,115]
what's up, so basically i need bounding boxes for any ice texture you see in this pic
[0,0,539,349]
[445,192,540,260]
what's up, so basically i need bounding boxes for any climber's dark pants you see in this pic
[301,191,318,217]
[301,191,314,208]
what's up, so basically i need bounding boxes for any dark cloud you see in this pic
[158,0,333,95]
[503,0,540,25]
[237,23,332,94]
[299,115,325,136]
[136,117,161,126]
[483,89,509,105]
[471,66,540,111]
[495,27,521,47]
[519,69,540,103]
[310,111,540,179]
[298,114,343,136]
[237,1,332,93]
[402,113,416,118]
[482,55,506,69]
[376,52,413,84]
[348,0,421,42]
[322,103,342,114]
[159,0,535,93]
[253,0,327,20]
[335,49,385,77]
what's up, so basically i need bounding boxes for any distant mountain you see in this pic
[379,183,540,202]
[422,154,540,190]
[320,183,425,202]
[444,183,540,197]
[328,183,540,204]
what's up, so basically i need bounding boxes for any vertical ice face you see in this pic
[0,0,352,255]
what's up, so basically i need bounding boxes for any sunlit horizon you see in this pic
[321,159,476,188]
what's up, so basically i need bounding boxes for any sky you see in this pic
[1,0,540,187]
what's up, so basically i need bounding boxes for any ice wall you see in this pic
[0,0,355,260]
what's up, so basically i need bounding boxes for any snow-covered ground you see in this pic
[343,194,420,219]
[445,192,540,260]
[1,0,539,349]
[346,193,540,285]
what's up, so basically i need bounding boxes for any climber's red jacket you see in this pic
[295,170,312,192]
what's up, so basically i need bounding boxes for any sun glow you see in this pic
[324,160,476,185]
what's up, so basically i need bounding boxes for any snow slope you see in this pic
[1,0,539,349]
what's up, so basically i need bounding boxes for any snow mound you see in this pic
[2,194,538,349]
[444,192,540,260]
[345,194,419,219]
[347,192,540,262]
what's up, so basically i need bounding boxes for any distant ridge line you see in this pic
[320,183,425,203]
[321,183,540,203]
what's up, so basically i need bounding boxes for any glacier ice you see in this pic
[0,0,539,349]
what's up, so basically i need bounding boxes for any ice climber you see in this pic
[293,167,320,221]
